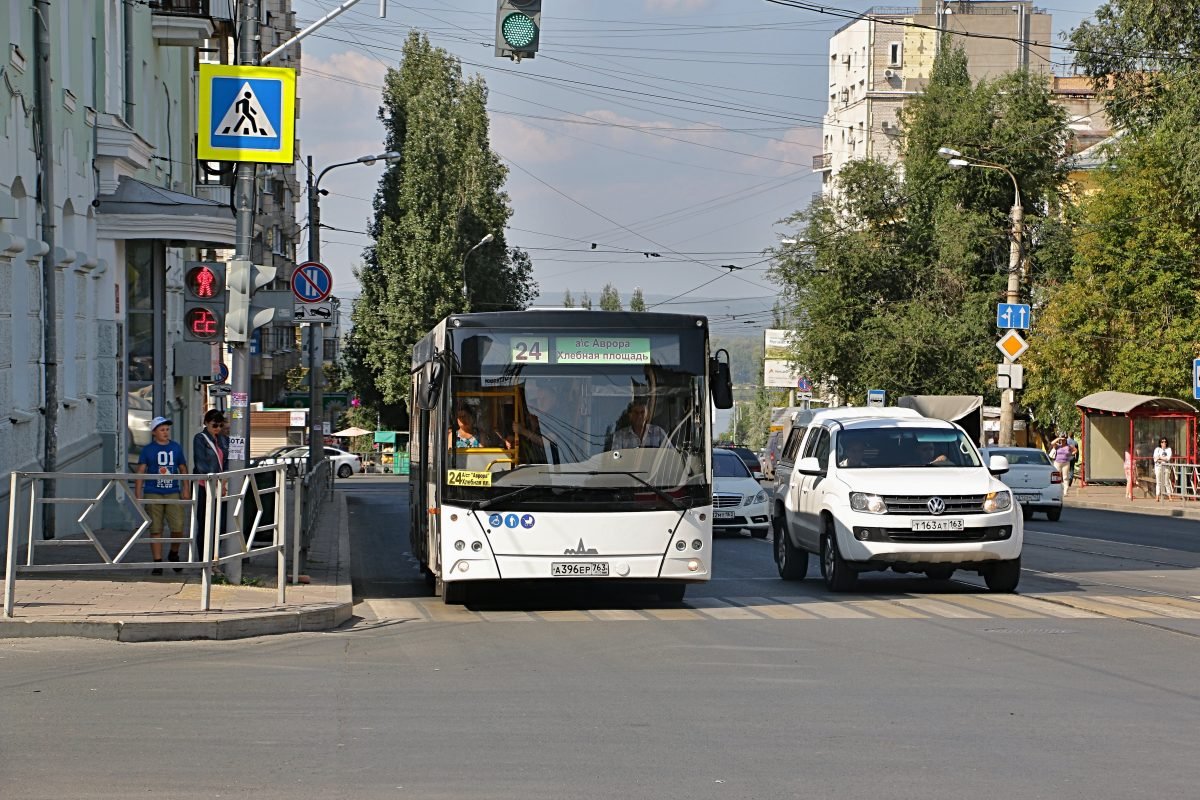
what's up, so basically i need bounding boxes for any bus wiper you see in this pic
[471,484,543,511]
[558,471,687,512]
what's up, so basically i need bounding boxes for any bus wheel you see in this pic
[657,583,686,603]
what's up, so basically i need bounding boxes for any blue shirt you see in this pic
[139,441,187,494]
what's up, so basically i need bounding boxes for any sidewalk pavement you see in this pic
[0,490,353,643]
[1064,482,1200,520]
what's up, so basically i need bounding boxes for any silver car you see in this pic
[981,447,1063,521]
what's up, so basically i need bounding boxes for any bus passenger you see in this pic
[450,404,481,448]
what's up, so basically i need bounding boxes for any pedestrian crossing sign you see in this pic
[198,64,295,164]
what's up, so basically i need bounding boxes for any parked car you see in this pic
[981,446,1063,521]
[772,408,1023,592]
[712,448,771,538]
[725,445,764,480]
[258,446,362,478]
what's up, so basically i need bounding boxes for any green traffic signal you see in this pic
[501,12,537,48]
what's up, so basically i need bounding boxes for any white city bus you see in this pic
[408,310,733,604]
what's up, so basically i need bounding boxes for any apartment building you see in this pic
[816,1,1053,195]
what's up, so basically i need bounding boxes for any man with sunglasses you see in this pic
[192,409,229,565]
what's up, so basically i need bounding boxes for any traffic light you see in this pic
[225,259,279,343]
[183,262,226,343]
[495,0,540,60]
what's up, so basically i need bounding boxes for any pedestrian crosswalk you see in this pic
[355,593,1200,625]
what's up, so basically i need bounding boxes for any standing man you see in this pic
[135,417,191,575]
[192,409,228,563]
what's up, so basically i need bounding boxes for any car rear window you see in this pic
[714,451,751,478]
[989,449,1051,466]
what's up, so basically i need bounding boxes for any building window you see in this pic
[888,42,903,67]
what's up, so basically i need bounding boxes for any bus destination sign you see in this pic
[555,336,651,364]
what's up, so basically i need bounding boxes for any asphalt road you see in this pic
[3,476,1200,799]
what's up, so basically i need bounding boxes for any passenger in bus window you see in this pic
[612,398,671,449]
[450,404,481,449]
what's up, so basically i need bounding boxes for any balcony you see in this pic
[812,153,833,171]
[151,0,214,47]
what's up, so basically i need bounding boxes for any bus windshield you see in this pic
[443,327,710,511]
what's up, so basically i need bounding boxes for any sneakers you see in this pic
[167,551,182,574]
[151,563,163,576]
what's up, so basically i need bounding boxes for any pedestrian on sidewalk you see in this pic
[1066,433,1079,489]
[1124,443,1136,501]
[135,417,191,575]
[1050,436,1073,496]
[192,409,228,564]
[1153,437,1175,502]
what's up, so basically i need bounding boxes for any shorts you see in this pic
[146,492,186,535]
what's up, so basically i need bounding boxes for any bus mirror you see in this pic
[415,362,444,411]
[710,349,733,409]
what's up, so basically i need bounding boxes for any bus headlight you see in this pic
[983,491,1012,513]
[849,492,887,514]
[687,559,701,572]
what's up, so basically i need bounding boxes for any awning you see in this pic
[897,395,983,422]
[95,177,235,245]
[1076,392,1198,415]
[332,426,372,438]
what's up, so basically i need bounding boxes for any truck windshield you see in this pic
[836,427,983,469]
[443,327,710,511]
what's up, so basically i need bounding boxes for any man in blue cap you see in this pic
[135,416,191,575]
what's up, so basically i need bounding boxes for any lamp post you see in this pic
[305,151,400,473]
[460,233,495,310]
[938,147,1023,446]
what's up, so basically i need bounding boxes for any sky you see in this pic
[293,0,1100,337]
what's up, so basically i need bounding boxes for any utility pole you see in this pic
[997,200,1024,447]
[306,155,324,474]
[224,0,260,584]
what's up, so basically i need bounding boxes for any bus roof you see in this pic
[445,309,709,330]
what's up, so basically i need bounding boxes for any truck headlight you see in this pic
[849,492,887,514]
[983,491,1012,513]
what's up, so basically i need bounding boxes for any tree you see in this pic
[599,283,622,311]
[563,289,574,308]
[343,32,537,409]
[629,287,647,312]
[770,45,1068,403]
[579,291,593,310]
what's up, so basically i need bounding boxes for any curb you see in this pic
[0,493,354,642]
[1065,498,1200,521]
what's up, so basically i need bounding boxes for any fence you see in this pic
[1172,464,1200,501]
[291,458,334,582]
[4,466,288,617]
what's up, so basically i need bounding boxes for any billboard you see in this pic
[763,328,803,388]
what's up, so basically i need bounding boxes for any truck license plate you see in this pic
[551,562,610,577]
[910,518,964,532]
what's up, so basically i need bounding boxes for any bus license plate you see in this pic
[911,518,964,532]
[551,562,610,577]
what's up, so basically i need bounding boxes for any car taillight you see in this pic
[1050,471,1062,484]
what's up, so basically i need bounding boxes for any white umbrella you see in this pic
[331,426,372,438]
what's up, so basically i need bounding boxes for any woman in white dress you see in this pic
[1152,437,1174,502]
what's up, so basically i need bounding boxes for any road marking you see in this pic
[730,597,819,619]
[476,610,536,622]
[1036,595,1149,618]
[932,594,1045,618]
[847,599,928,619]
[1087,595,1200,619]
[994,594,1102,618]
[643,607,705,620]
[421,601,480,623]
[533,609,592,622]
[590,609,648,621]
[359,599,426,621]
[896,597,989,619]
[790,600,873,619]
[688,598,764,620]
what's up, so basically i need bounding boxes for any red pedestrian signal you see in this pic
[183,262,227,343]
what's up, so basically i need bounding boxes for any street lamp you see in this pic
[460,233,495,308]
[304,151,401,473]
[939,146,1024,446]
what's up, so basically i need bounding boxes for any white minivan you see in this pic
[772,410,1023,592]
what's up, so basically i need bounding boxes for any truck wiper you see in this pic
[557,471,687,512]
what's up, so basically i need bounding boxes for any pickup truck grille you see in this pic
[880,494,987,515]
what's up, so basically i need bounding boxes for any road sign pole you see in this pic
[224,0,260,584]
[998,200,1023,446]
[307,156,324,474]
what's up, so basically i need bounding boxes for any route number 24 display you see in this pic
[510,337,549,363]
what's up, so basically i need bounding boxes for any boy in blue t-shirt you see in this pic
[135,416,191,575]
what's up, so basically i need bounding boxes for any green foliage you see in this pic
[563,289,574,308]
[579,291,593,310]
[770,46,1068,404]
[629,287,646,312]
[343,32,537,409]
[599,283,622,311]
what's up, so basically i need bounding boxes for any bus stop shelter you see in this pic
[1076,392,1198,486]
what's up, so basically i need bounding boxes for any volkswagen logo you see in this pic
[927,496,946,515]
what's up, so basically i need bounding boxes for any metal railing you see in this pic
[290,458,334,583]
[4,466,288,618]
[1172,464,1200,501]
